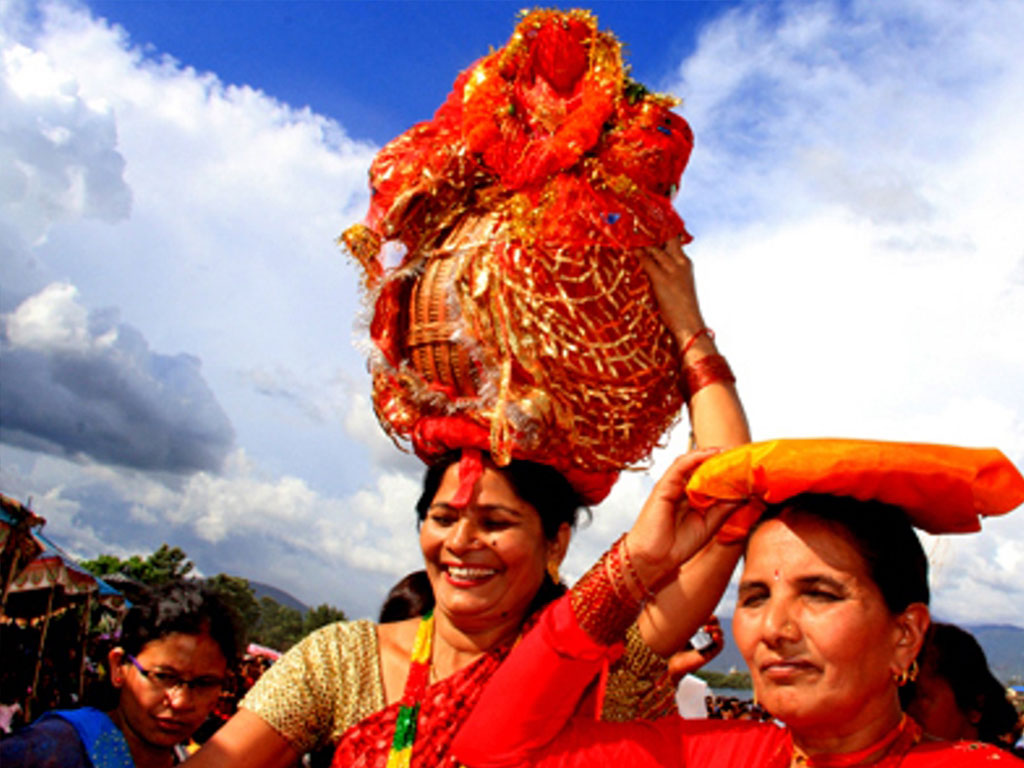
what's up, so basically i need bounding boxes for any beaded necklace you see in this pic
[385,610,434,768]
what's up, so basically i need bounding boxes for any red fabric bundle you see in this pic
[340,9,699,503]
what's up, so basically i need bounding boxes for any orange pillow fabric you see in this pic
[686,438,1024,535]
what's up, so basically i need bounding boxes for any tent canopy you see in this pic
[3,532,124,619]
[1,494,45,599]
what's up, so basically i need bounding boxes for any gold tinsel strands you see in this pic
[340,8,696,485]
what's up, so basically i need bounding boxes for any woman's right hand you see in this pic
[624,450,740,593]
[668,616,725,680]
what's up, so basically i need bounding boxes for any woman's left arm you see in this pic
[640,237,750,451]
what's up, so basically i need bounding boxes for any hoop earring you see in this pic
[895,659,919,687]
[547,559,561,585]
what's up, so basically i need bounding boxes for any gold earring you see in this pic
[895,659,919,687]
[547,559,561,584]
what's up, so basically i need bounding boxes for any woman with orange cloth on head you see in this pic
[185,9,752,768]
[454,439,1024,767]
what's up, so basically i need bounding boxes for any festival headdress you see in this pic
[685,438,1024,541]
[342,9,696,503]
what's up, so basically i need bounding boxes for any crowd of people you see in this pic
[3,7,1024,768]
[706,695,774,723]
[0,614,97,727]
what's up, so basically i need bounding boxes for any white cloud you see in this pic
[0,1,396,614]
[5,282,93,351]
[0,39,131,306]
[663,0,1024,625]
[0,443,421,618]
[0,0,1021,626]
[0,42,131,238]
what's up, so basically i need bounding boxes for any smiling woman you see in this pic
[453,439,1024,768]
[182,7,753,767]
[415,452,575,637]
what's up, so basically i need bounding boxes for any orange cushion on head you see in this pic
[686,438,1024,535]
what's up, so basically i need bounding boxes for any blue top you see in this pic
[0,707,134,768]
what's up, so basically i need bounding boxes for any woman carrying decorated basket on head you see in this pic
[185,9,753,768]
[453,439,1024,767]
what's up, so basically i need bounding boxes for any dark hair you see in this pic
[379,570,434,623]
[902,622,1020,747]
[750,493,930,614]
[119,580,243,667]
[415,450,587,537]
[380,451,587,622]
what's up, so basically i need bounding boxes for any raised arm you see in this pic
[637,535,744,656]
[637,237,750,655]
[640,236,750,451]
[454,451,737,767]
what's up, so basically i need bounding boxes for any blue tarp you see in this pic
[32,530,124,599]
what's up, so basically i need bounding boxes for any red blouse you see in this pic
[453,597,1022,767]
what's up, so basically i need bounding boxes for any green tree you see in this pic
[80,545,350,653]
[250,597,304,651]
[695,669,753,690]
[81,544,193,585]
[205,573,260,632]
[303,603,347,635]
[80,553,127,578]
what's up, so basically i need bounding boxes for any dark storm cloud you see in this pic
[1,285,234,474]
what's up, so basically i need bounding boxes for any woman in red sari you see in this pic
[454,440,1024,767]
[188,7,751,764]
[183,241,746,767]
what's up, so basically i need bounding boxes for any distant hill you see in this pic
[702,618,1024,684]
[249,580,308,614]
[701,617,747,679]
[962,624,1024,683]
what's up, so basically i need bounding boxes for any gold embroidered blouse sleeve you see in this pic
[239,619,385,754]
[600,622,676,721]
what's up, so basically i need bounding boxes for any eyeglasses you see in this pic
[125,655,225,697]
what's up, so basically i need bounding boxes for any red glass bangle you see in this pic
[619,536,657,601]
[684,354,735,401]
[680,327,714,357]
[570,535,645,646]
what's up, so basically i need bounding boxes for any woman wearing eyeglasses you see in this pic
[1,580,241,768]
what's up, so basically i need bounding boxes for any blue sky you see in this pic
[2,0,1023,624]
[83,0,726,144]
